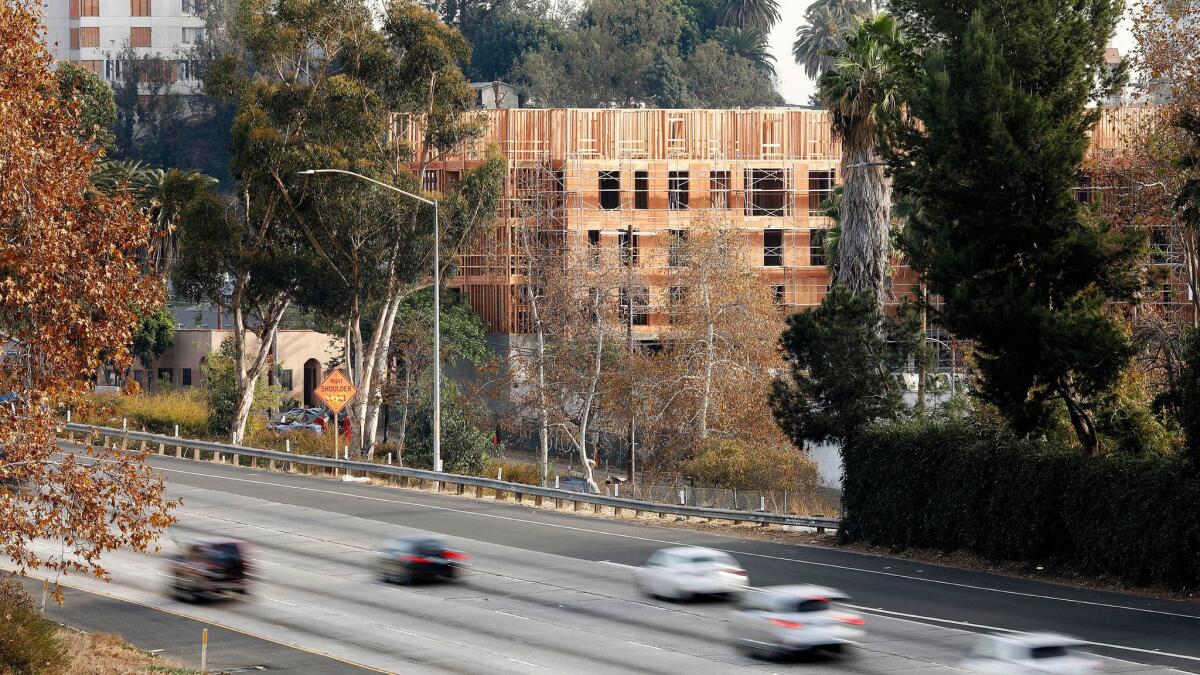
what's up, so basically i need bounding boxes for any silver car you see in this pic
[728,585,865,658]
[960,633,1101,673]
[634,547,748,601]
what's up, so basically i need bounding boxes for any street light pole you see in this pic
[432,199,441,472]
[298,168,442,472]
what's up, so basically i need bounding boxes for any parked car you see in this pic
[728,585,865,659]
[376,535,469,585]
[268,408,326,434]
[559,476,599,494]
[635,546,748,601]
[960,633,1100,673]
[269,408,351,439]
[167,539,251,602]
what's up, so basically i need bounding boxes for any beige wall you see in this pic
[134,329,341,404]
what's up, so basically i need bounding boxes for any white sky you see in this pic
[767,2,1138,105]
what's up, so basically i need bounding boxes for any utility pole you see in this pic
[623,164,637,485]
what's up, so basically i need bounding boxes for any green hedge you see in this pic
[841,417,1200,590]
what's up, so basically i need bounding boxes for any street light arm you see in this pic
[297,168,436,206]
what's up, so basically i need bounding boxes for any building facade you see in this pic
[40,0,205,86]
[401,106,1170,342]
[404,107,911,339]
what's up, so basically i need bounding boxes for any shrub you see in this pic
[77,391,210,438]
[402,380,494,475]
[0,577,63,673]
[842,417,1200,590]
[202,338,281,439]
[679,438,818,492]
[485,460,542,486]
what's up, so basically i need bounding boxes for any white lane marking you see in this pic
[151,467,1200,634]
[848,604,1200,665]
[598,560,637,569]
[493,611,532,621]
[372,622,543,668]
[263,597,300,607]
[628,641,666,651]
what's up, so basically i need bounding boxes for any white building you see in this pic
[40,0,207,88]
[471,81,518,110]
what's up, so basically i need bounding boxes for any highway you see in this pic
[15,452,1200,674]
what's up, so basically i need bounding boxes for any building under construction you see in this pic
[399,106,1181,341]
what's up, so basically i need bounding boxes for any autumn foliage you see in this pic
[0,0,175,580]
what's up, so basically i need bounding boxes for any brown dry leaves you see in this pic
[0,0,176,584]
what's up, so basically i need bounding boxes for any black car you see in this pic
[167,539,251,602]
[376,536,469,585]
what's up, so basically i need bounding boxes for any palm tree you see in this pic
[90,159,217,278]
[792,0,873,80]
[818,13,906,310]
[714,26,776,74]
[717,0,780,32]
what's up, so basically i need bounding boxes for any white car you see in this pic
[961,633,1101,673]
[634,547,748,601]
[728,585,865,658]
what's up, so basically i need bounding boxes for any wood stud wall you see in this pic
[401,107,1148,335]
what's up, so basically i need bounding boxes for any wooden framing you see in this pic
[402,107,1151,335]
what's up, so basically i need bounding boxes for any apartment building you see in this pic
[403,106,1181,343]
[401,108,911,340]
[40,0,206,86]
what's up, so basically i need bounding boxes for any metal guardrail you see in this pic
[60,423,841,531]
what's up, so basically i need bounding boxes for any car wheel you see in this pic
[398,567,414,586]
[172,582,194,603]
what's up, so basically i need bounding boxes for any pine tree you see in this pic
[891,1,1143,455]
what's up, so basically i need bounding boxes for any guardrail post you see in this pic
[138,428,147,453]
[232,452,239,467]
[554,497,562,509]
[593,503,602,515]
[495,487,505,501]
[475,485,483,498]
[658,511,667,519]
[534,494,543,507]
[613,506,622,517]
[157,441,165,455]
[456,483,465,495]
[514,491,523,503]
[573,500,581,512]
[634,509,642,518]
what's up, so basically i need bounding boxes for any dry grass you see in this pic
[51,630,197,675]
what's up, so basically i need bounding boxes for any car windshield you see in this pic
[1030,646,1071,660]
[683,552,735,566]
[411,539,446,556]
[783,598,832,613]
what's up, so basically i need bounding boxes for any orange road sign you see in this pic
[313,370,357,414]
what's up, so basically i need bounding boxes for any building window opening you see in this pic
[621,287,650,326]
[587,229,600,268]
[668,171,690,210]
[599,170,621,210]
[747,168,787,216]
[709,170,730,209]
[668,286,685,324]
[634,171,649,210]
[618,231,640,266]
[764,229,783,267]
[668,229,688,267]
[809,229,827,267]
[182,368,192,387]
[808,169,836,215]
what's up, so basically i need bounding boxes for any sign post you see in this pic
[313,370,358,465]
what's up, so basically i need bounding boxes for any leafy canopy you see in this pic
[891,1,1143,454]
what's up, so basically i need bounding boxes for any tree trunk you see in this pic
[834,143,892,311]
[230,296,290,446]
[1060,377,1100,456]
[699,284,715,439]
[574,289,605,493]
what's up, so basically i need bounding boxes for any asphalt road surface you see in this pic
[13,451,1200,674]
